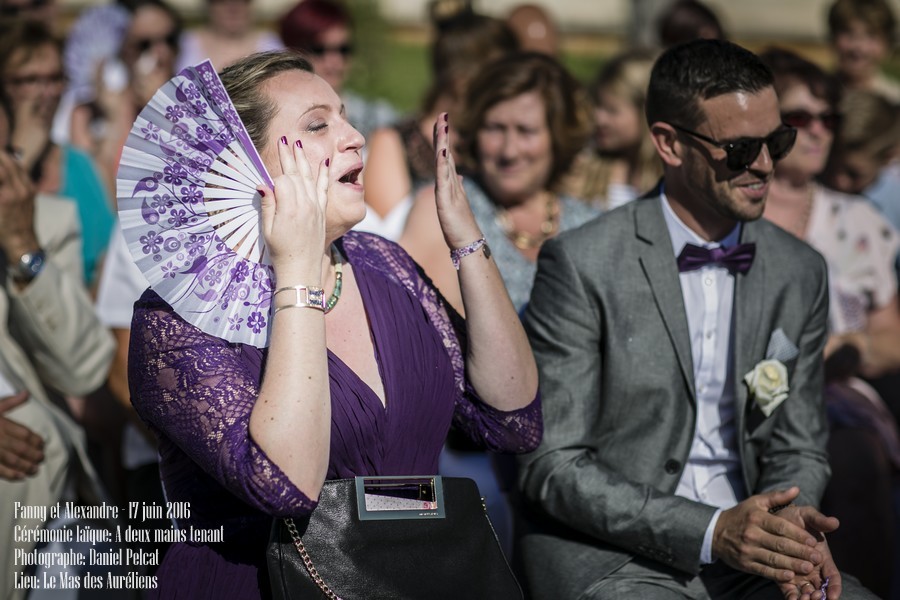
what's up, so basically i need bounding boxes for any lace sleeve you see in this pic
[342,232,542,454]
[443,302,543,454]
[128,292,317,516]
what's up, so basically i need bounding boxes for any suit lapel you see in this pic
[634,198,696,400]
[732,220,767,430]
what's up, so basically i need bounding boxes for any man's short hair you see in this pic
[646,39,774,129]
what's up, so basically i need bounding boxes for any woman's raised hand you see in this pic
[433,113,483,251]
[258,137,330,282]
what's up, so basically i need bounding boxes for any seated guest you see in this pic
[400,52,596,556]
[362,10,519,231]
[827,0,900,103]
[563,49,662,210]
[401,51,597,314]
[518,39,876,600]
[506,4,560,57]
[176,0,283,72]
[127,50,541,598]
[657,0,725,47]
[761,49,900,383]
[0,91,115,600]
[760,48,900,598]
[279,0,396,144]
[69,0,182,201]
[822,89,900,248]
[0,19,114,288]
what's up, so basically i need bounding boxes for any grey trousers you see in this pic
[581,556,879,600]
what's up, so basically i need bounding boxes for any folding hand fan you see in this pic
[117,60,276,347]
[63,4,131,105]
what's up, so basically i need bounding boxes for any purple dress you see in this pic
[128,232,542,599]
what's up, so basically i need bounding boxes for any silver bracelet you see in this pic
[450,238,491,270]
[273,285,325,313]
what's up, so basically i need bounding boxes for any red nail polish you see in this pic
[325,158,330,167]
[259,189,266,197]
[443,113,448,122]
[444,126,449,134]
[295,139,302,148]
[280,136,287,145]
[442,149,447,157]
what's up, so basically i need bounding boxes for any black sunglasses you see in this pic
[308,44,354,57]
[134,32,180,54]
[781,109,840,132]
[670,123,798,172]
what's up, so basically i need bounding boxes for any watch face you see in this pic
[15,250,46,282]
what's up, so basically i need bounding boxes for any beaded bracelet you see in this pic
[273,285,325,314]
[450,238,491,270]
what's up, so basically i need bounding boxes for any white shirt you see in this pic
[660,194,748,564]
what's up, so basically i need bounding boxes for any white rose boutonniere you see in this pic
[743,359,789,417]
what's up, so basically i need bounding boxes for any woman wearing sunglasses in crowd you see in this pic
[0,19,113,288]
[176,0,282,73]
[69,0,182,205]
[279,0,396,144]
[759,47,900,600]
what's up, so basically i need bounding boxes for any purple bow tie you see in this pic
[676,242,756,274]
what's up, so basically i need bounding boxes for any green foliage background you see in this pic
[340,0,900,116]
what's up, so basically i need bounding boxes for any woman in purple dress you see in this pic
[127,50,541,598]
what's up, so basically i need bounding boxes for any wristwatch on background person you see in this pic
[11,248,46,283]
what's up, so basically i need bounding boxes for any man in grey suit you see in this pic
[519,40,873,600]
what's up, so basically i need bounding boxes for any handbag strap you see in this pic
[283,518,343,600]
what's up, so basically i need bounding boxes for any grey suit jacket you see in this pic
[518,192,831,600]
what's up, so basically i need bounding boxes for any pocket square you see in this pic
[765,328,799,363]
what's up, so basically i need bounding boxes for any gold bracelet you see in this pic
[273,285,325,313]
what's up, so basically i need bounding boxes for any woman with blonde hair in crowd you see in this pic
[823,89,900,239]
[563,49,662,210]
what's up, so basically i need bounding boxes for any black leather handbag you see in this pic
[266,476,522,600]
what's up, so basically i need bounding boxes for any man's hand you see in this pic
[0,392,44,480]
[713,487,823,583]
[10,95,52,173]
[777,505,841,600]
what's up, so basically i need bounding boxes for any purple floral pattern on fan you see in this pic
[117,60,276,347]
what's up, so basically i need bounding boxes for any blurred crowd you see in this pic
[0,0,898,598]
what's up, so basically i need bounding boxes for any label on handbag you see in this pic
[355,476,446,521]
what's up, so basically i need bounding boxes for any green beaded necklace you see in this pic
[324,244,343,313]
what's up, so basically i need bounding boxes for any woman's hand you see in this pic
[10,95,51,174]
[433,113,483,251]
[0,149,39,262]
[258,137,331,283]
